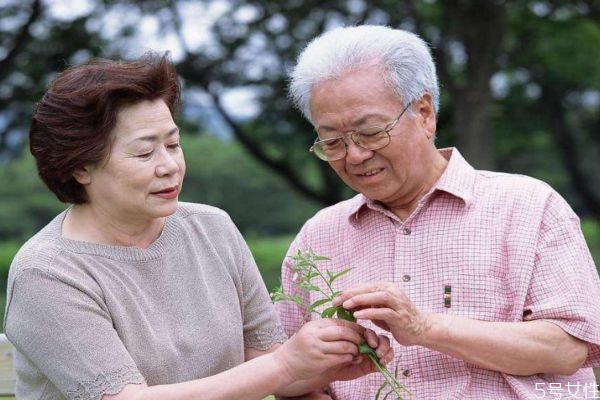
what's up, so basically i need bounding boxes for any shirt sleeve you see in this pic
[5,267,145,400]
[523,191,600,367]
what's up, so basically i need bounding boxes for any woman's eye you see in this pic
[137,151,154,158]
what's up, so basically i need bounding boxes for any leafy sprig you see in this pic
[271,249,412,400]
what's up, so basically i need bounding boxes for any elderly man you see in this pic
[277,25,600,399]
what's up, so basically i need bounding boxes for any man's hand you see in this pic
[332,282,430,346]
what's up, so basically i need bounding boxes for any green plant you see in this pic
[271,249,411,400]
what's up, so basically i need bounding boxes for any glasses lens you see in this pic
[311,138,345,161]
[352,129,391,151]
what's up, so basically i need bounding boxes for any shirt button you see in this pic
[402,275,411,282]
[402,369,411,377]
[403,227,411,235]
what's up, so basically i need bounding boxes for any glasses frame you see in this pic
[309,101,413,161]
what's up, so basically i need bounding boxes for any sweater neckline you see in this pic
[48,207,179,262]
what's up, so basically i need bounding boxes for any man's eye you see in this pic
[358,128,385,138]
[321,138,343,148]
[167,143,181,150]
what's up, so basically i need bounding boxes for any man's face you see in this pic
[309,66,438,210]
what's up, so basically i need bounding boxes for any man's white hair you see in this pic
[288,25,440,124]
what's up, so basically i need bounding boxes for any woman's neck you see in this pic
[62,204,166,248]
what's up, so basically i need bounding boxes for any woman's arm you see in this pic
[103,318,391,400]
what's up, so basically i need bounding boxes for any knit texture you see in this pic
[5,202,287,400]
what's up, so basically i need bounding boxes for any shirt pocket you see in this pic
[448,273,516,321]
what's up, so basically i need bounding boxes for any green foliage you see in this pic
[179,134,320,236]
[533,20,600,89]
[0,241,20,328]
[0,134,319,244]
[582,218,600,274]
[270,250,352,321]
[246,235,294,292]
[270,249,411,400]
[0,152,65,243]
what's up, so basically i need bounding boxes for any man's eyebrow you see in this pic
[317,114,387,132]
[352,113,388,126]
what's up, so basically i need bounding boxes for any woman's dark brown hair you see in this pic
[29,52,181,204]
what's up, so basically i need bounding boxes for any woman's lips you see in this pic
[152,187,178,199]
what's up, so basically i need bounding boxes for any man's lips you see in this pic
[355,168,384,177]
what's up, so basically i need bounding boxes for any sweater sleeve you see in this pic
[228,222,288,350]
[5,267,144,400]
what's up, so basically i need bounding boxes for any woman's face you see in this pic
[76,99,185,224]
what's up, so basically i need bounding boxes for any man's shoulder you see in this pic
[475,170,555,198]
[473,170,573,218]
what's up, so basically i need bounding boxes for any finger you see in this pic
[364,328,379,349]
[341,291,404,311]
[382,344,394,364]
[331,282,393,305]
[317,318,367,338]
[317,339,360,357]
[353,306,400,322]
[314,324,365,347]
[375,335,391,360]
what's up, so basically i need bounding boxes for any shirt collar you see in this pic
[348,147,476,223]
[434,147,476,206]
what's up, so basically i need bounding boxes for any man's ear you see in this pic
[72,167,91,185]
[416,93,437,139]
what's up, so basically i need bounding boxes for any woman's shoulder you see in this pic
[9,211,67,274]
[174,202,240,233]
[176,201,231,219]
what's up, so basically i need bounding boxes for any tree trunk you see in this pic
[438,1,507,170]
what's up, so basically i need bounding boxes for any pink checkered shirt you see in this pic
[277,148,600,400]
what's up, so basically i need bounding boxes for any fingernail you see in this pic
[353,311,364,318]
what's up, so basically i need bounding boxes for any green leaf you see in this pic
[330,267,353,281]
[320,306,338,318]
[308,298,332,312]
[336,307,356,322]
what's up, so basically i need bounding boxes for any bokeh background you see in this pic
[1,0,600,331]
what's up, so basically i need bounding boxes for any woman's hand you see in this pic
[326,327,393,381]
[272,318,364,382]
[332,282,431,346]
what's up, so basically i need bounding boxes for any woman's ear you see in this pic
[416,93,437,139]
[72,167,91,185]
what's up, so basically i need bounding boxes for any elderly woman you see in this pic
[4,53,391,400]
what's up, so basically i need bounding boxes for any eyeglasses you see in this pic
[309,101,413,162]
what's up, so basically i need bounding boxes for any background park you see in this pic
[0,1,599,388]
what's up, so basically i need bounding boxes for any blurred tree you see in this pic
[1,0,599,216]
[0,132,320,241]
[179,134,320,236]
[0,151,63,242]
